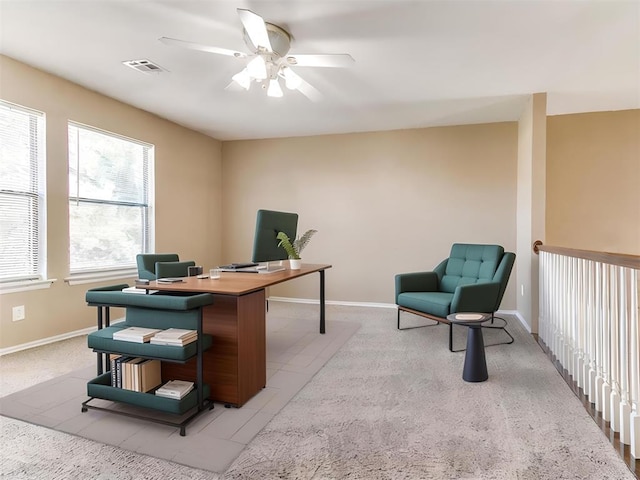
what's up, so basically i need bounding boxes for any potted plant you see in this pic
[276,229,317,270]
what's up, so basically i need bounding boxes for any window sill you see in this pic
[65,269,138,286]
[0,279,57,295]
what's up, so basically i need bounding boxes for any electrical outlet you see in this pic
[12,305,25,322]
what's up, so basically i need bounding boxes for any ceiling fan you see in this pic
[159,8,355,101]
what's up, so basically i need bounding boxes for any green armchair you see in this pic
[395,243,515,351]
[136,253,195,280]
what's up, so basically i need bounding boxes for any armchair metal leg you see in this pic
[481,314,515,346]
[449,323,466,352]
[397,308,440,330]
[450,314,514,352]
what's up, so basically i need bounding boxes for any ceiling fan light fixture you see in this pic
[267,78,283,98]
[281,66,302,90]
[232,68,251,90]
[247,56,267,80]
[160,9,354,102]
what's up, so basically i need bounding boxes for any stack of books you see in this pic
[150,328,197,346]
[110,355,162,392]
[121,286,159,295]
[113,327,161,343]
[155,380,194,399]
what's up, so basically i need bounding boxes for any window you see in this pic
[0,100,46,283]
[68,123,154,274]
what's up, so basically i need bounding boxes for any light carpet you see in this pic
[1,303,634,479]
[224,306,634,479]
[0,302,359,478]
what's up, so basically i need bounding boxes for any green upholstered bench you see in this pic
[83,285,215,435]
[85,285,214,311]
[87,374,211,415]
[85,285,215,373]
[87,325,213,361]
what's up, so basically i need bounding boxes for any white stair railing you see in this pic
[538,245,640,457]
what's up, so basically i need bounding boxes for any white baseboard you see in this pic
[0,317,125,357]
[499,309,531,332]
[269,296,396,309]
[269,297,528,330]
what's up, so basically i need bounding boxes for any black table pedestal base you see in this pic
[462,326,488,382]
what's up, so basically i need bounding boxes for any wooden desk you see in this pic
[143,264,331,407]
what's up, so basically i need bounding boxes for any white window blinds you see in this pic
[0,101,46,282]
[68,123,154,273]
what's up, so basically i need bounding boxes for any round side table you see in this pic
[447,312,491,382]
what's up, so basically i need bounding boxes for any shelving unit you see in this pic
[82,286,215,436]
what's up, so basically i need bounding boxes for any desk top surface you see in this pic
[141,263,331,296]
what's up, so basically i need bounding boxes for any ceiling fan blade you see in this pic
[286,54,355,68]
[224,80,248,92]
[293,73,323,102]
[159,37,247,58]
[237,9,272,52]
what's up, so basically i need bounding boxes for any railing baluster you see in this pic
[601,264,611,422]
[611,265,621,433]
[619,266,632,445]
[537,246,639,450]
[629,267,639,457]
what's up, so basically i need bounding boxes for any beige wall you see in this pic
[546,110,640,255]
[222,124,519,306]
[0,56,223,349]
[3,54,638,351]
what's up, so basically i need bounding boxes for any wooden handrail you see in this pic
[533,241,640,270]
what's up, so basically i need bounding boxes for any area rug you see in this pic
[0,302,360,476]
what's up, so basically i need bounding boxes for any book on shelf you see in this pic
[111,357,162,392]
[153,328,196,340]
[110,354,122,387]
[131,359,162,393]
[150,328,197,346]
[155,380,194,399]
[121,286,158,295]
[114,355,133,388]
[112,326,162,343]
[123,357,145,390]
[150,336,197,346]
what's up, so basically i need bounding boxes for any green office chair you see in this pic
[136,254,195,280]
[395,243,515,351]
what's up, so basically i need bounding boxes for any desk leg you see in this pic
[320,270,326,334]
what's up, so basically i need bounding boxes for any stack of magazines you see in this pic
[155,380,194,399]
[150,328,197,346]
[113,327,161,343]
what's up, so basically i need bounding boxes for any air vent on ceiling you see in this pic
[122,59,167,74]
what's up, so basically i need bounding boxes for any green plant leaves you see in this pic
[277,229,317,260]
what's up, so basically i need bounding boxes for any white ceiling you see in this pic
[1,1,638,140]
